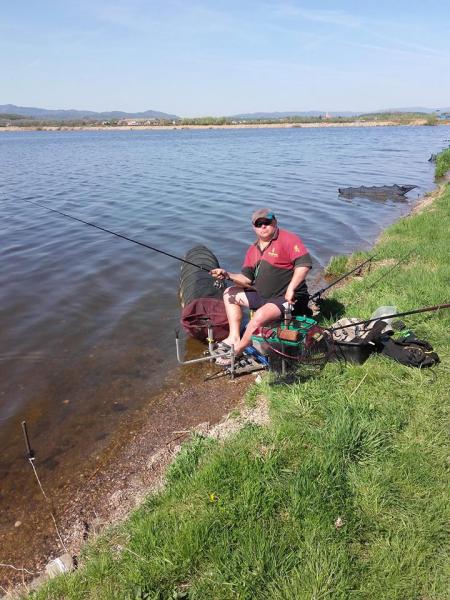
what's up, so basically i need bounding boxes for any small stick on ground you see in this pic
[347,372,368,399]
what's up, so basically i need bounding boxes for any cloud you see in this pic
[342,37,447,61]
[271,3,446,59]
[77,0,239,36]
[367,33,445,59]
[273,4,363,28]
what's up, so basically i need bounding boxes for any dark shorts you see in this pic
[244,291,286,314]
[244,291,312,317]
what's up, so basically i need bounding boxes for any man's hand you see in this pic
[210,270,253,288]
[285,266,311,303]
[284,288,295,303]
[210,268,229,280]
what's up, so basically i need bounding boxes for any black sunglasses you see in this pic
[254,218,274,228]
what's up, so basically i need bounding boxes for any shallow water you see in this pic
[0,125,449,575]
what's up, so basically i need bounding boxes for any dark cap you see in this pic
[251,208,276,224]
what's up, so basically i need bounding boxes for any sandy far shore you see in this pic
[0,119,429,132]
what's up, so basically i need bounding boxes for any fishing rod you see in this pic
[312,247,416,302]
[310,255,376,301]
[328,303,450,333]
[364,248,416,291]
[22,199,215,275]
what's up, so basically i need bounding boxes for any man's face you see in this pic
[253,217,277,241]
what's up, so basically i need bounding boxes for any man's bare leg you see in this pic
[220,287,249,347]
[233,302,281,355]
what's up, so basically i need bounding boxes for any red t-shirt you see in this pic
[241,228,312,299]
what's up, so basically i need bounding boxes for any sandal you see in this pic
[214,341,232,354]
[215,351,243,367]
[215,354,233,367]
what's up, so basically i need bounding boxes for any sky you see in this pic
[1,0,449,117]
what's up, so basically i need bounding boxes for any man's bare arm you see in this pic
[210,268,253,288]
[285,266,311,303]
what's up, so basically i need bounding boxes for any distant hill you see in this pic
[0,104,180,121]
[379,107,450,114]
[2,104,449,123]
[230,111,359,119]
[230,108,450,120]
[0,112,27,120]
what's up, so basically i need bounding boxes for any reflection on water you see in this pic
[0,125,448,573]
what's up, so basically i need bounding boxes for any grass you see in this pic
[323,252,371,279]
[435,148,450,178]
[29,186,450,599]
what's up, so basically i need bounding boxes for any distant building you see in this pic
[117,118,158,126]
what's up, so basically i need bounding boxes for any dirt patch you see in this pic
[371,258,397,269]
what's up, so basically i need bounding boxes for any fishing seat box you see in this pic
[251,315,317,353]
[251,316,318,373]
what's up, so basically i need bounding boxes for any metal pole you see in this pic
[175,332,233,366]
[207,323,215,359]
[21,420,34,459]
[230,345,235,380]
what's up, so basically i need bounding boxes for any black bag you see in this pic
[380,336,440,368]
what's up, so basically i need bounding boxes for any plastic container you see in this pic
[45,553,73,578]
[370,306,397,329]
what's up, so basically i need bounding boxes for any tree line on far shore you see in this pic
[0,111,445,128]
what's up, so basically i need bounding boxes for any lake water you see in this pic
[0,125,449,571]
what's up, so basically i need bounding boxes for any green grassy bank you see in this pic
[435,148,450,178]
[31,186,450,599]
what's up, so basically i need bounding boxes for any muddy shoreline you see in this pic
[0,354,253,591]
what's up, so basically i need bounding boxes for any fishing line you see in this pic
[22,199,215,275]
[364,248,416,290]
[21,421,69,554]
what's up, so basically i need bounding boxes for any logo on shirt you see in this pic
[268,249,278,257]
[294,245,300,252]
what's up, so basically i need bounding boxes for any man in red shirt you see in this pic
[211,209,312,363]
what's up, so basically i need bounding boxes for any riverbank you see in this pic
[22,180,449,599]
[0,119,434,132]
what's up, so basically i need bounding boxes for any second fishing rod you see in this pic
[310,254,376,301]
